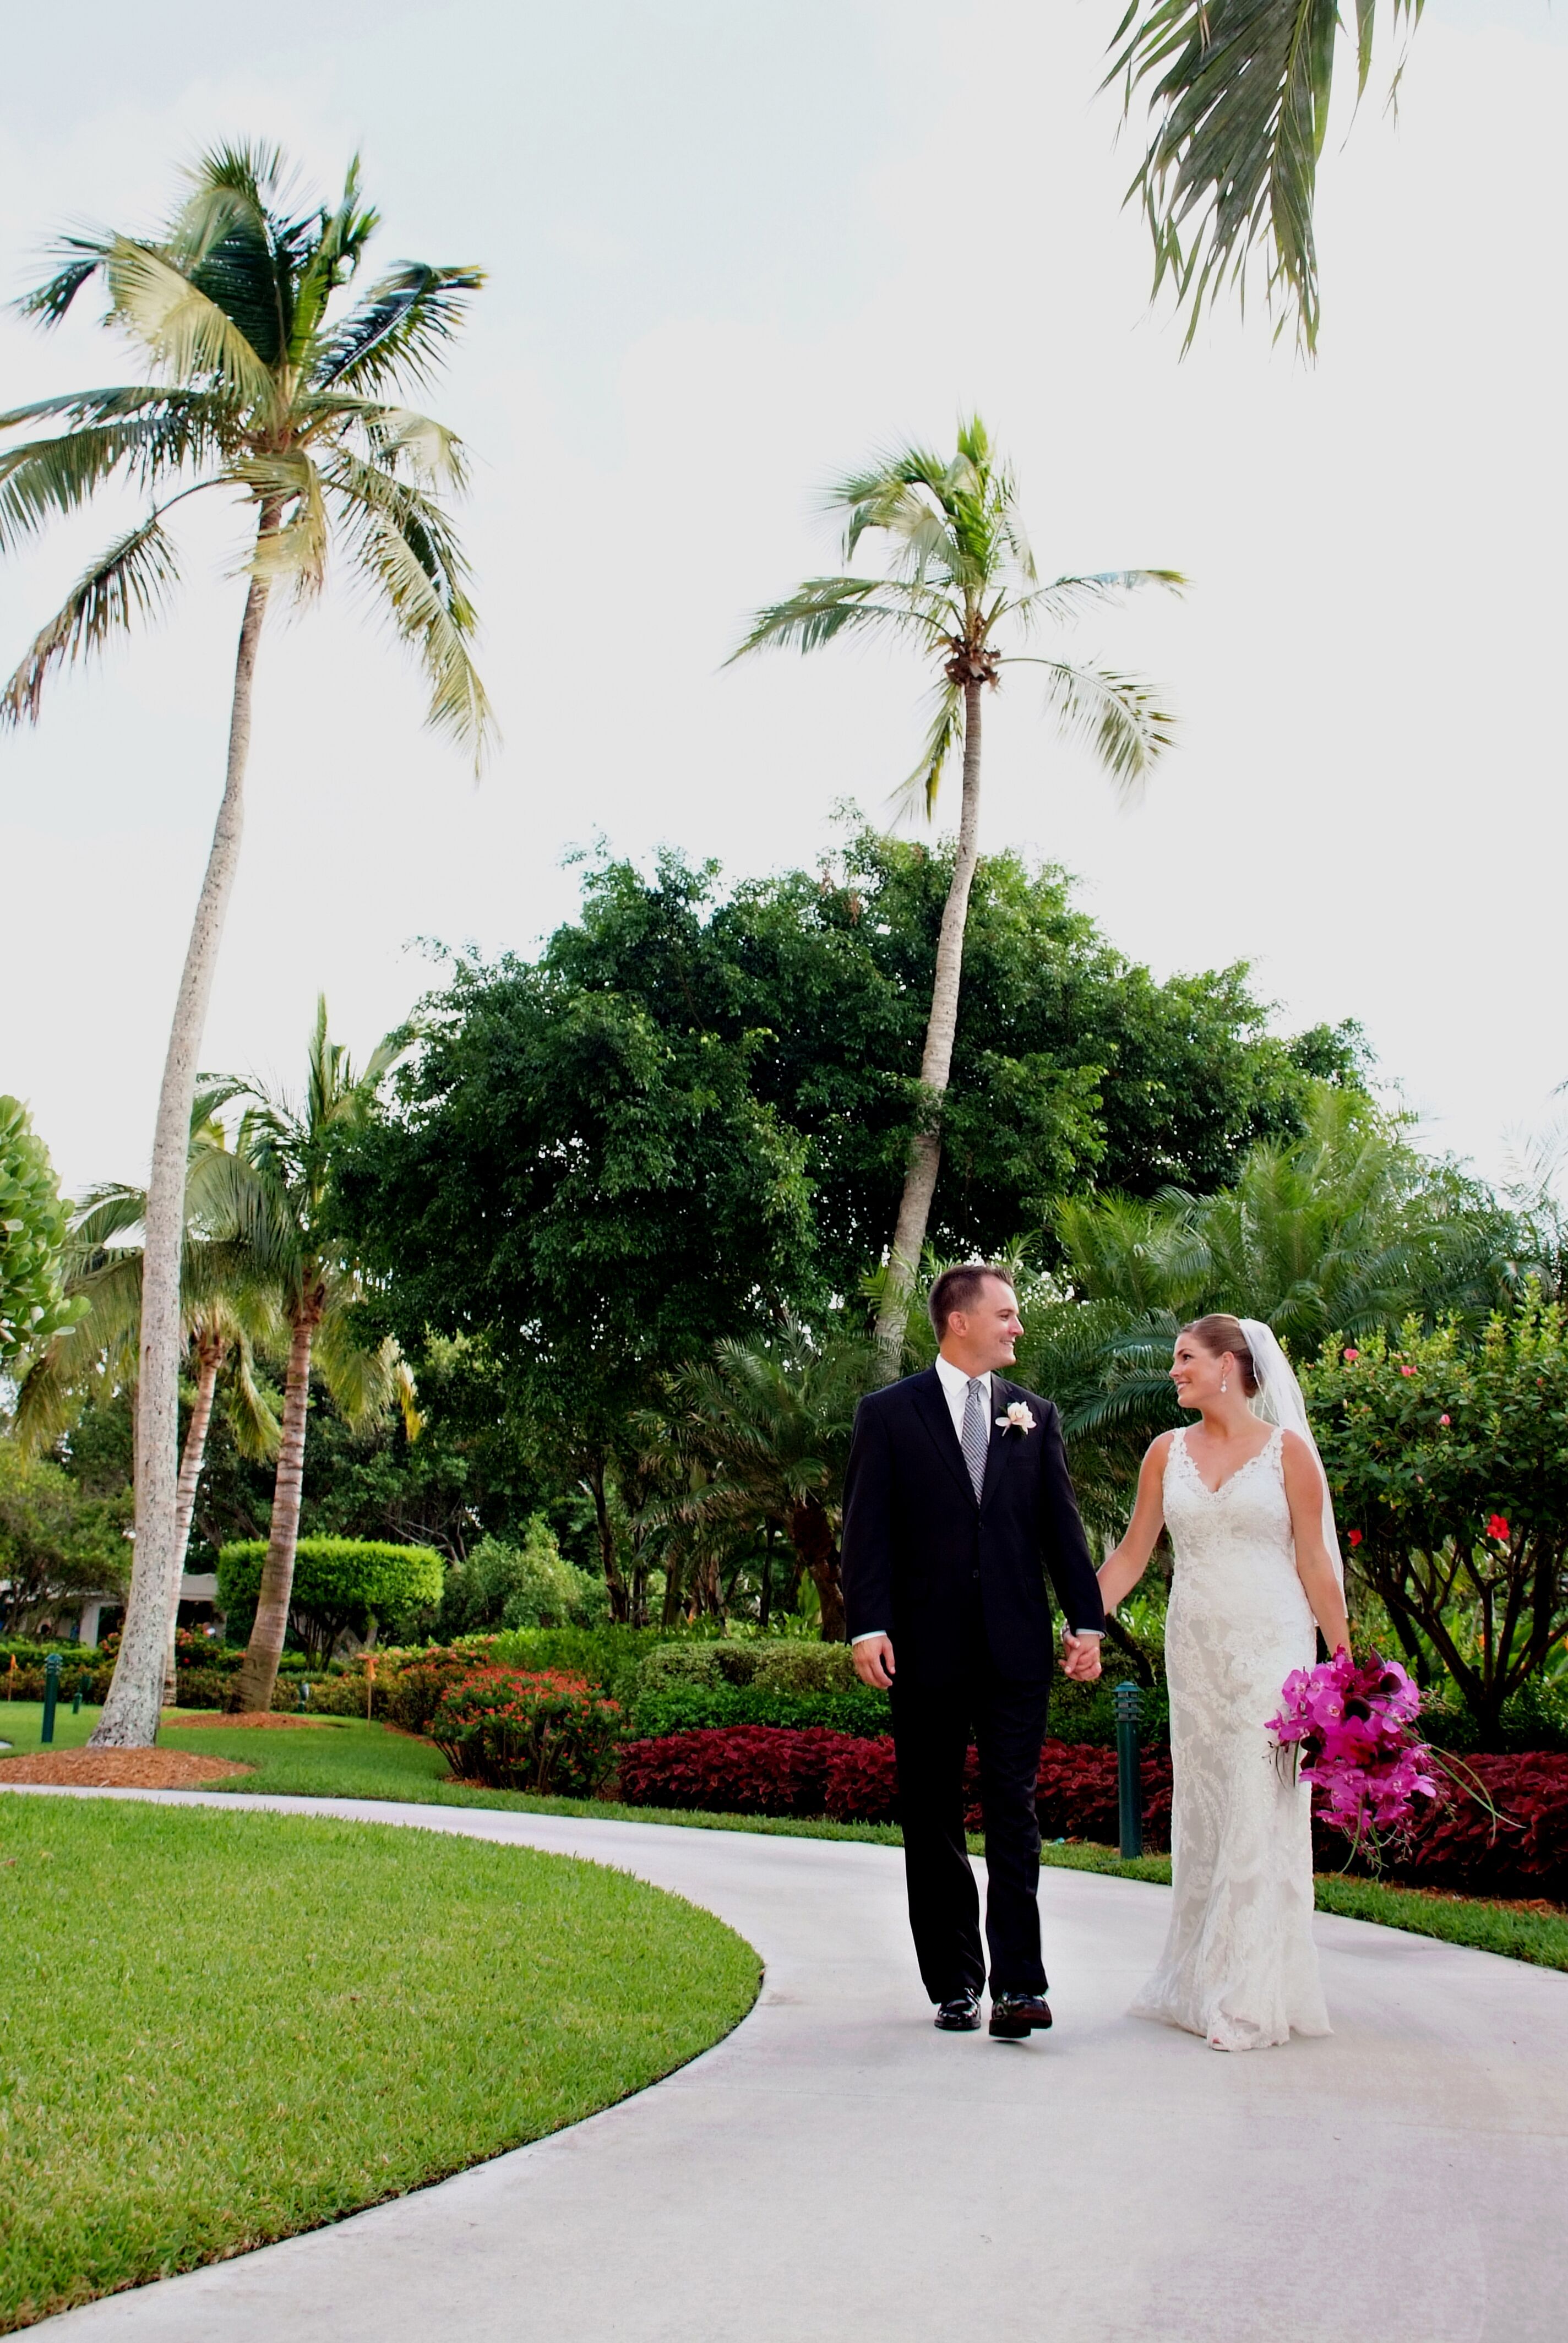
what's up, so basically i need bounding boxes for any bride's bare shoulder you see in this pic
[1144,1429,1177,1469]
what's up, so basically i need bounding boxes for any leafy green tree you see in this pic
[0,1437,130,1635]
[1303,1304,1568,1745]
[537,834,1356,1300]
[226,1000,423,1712]
[0,142,490,1747]
[216,1535,443,1664]
[732,417,1180,1371]
[0,1098,84,1371]
[437,1521,605,1636]
[1108,0,1425,353]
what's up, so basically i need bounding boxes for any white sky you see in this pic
[2,0,1565,1201]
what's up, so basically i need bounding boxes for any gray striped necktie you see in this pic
[961,1376,989,1502]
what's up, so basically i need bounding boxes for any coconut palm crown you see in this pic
[732,415,1180,1371]
[0,140,491,745]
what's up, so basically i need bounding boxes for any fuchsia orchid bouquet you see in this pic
[1267,1648,1438,1848]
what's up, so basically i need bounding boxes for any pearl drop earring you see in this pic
[1221,1373,1229,1393]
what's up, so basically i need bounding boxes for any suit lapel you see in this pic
[980,1376,1023,1512]
[910,1368,978,1508]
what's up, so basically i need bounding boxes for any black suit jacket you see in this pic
[840,1367,1105,1688]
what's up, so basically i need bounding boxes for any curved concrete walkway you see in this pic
[10,1786,1567,2342]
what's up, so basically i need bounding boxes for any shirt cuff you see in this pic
[1063,1627,1104,1637]
[851,1630,888,1644]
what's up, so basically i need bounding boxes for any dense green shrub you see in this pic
[217,1539,444,1661]
[431,1667,621,1795]
[437,1522,606,1636]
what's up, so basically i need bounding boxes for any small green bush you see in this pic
[437,1522,607,1637]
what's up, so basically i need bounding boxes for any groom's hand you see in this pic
[1060,1632,1102,1683]
[852,1634,896,1690]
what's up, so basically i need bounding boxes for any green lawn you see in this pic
[0,1795,759,2333]
[5,1704,1564,1976]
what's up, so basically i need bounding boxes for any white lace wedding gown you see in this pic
[1130,1425,1330,2051]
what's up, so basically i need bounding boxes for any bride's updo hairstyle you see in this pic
[1181,1313,1259,1397]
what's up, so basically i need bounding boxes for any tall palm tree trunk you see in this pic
[92,532,275,1747]
[233,1305,317,1713]
[162,1330,227,1703]
[872,675,986,1381]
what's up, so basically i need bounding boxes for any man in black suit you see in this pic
[841,1263,1104,2039]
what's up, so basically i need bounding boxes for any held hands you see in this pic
[1060,1631,1102,1684]
[852,1634,896,1691]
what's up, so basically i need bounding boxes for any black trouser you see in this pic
[890,1644,1051,2003]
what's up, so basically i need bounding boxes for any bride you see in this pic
[1097,1313,1351,2051]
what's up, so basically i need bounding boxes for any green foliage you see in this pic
[217,1536,443,1661]
[0,1438,130,1633]
[430,1665,622,1795]
[437,1520,606,1635]
[1304,1301,1568,1743]
[0,1796,756,2327]
[0,1097,84,1370]
[1108,0,1426,355]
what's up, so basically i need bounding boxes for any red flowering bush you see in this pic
[614,1726,1177,1849]
[431,1666,620,1796]
[616,1726,850,1816]
[1322,1751,1568,1899]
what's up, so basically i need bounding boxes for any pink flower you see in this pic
[1400,1365,1416,1377]
[1343,1348,1359,1362]
[1439,1414,1451,1426]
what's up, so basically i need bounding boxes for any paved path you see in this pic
[12,1788,1568,2342]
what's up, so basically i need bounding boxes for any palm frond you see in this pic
[887,681,965,826]
[0,413,217,552]
[728,576,945,663]
[105,239,274,410]
[1013,568,1186,629]
[1107,0,1423,354]
[313,263,485,393]
[329,456,492,764]
[1,512,180,727]
[13,235,117,328]
[1027,656,1177,798]
[237,451,329,595]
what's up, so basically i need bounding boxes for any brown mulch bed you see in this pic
[168,1711,335,1730]
[0,1749,255,1787]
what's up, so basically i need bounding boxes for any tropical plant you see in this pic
[1107,0,1425,354]
[14,1088,282,1588]
[0,141,490,1745]
[437,1521,605,1635]
[650,1322,872,1640]
[223,999,422,1711]
[0,1436,130,1635]
[1304,1305,1568,1747]
[0,1097,84,1371]
[731,416,1180,1371]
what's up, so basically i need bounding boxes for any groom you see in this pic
[841,1264,1104,2039]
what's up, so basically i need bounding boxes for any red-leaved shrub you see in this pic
[615,1726,848,1816]
[1324,1751,1568,1900]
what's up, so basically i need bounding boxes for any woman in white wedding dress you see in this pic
[1097,1314,1351,2051]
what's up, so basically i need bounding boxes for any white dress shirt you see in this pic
[851,1355,1101,1643]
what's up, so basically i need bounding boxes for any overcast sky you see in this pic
[3,0,1565,1201]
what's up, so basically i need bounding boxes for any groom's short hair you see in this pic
[928,1262,1010,1338]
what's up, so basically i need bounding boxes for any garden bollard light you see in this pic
[41,1652,61,1746]
[72,1677,84,1714]
[1114,1679,1143,1860]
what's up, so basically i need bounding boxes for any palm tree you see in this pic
[732,416,1179,1374]
[1106,0,1425,355]
[0,142,491,1745]
[15,1091,284,1694]
[652,1323,872,1639]
[225,998,421,1713]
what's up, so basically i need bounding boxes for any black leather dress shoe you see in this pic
[933,1990,982,2031]
[989,1992,1053,2040]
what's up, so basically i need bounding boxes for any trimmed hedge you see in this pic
[216,1540,444,1655]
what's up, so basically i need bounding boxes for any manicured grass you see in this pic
[7,1708,1564,1974]
[0,1795,759,2333]
[0,1701,105,1754]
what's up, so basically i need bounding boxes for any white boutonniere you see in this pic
[997,1401,1036,1436]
